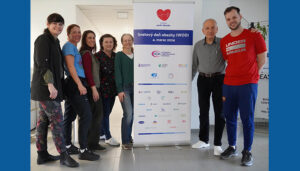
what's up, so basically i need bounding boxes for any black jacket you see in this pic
[31,29,65,101]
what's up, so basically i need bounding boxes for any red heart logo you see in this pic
[157,9,171,21]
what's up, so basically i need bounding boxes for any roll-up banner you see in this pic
[133,2,194,146]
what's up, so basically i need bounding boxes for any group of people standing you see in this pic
[31,13,134,167]
[192,6,267,167]
[31,5,267,169]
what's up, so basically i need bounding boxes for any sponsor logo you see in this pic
[174,96,180,99]
[156,90,162,94]
[178,102,187,105]
[138,103,146,106]
[161,96,165,100]
[151,73,158,78]
[182,120,186,123]
[168,90,174,94]
[181,90,187,94]
[173,108,180,111]
[150,103,158,106]
[154,114,158,117]
[163,103,171,105]
[157,9,171,21]
[147,96,151,101]
[153,121,158,124]
[138,90,151,94]
[161,108,166,112]
[138,121,145,124]
[178,64,188,68]
[138,63,151,67]
[158,64,168,68]
[167,120,172,124]
[138,115,146,117]
[146,108,152,111]
[170,126,176,128]
[168,73,174,79]
[151,50,175,58]
[180,114,186,117]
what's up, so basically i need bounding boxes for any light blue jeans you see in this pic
[121,84,134,144]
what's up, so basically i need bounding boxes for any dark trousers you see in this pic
[87,87,104,148]
[100,96,116,140]
[63,77,92,149]
[197,74,225,146]
[36,100,66,153]
[223,83,258,151]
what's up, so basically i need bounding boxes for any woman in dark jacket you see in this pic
[31,13,78,167]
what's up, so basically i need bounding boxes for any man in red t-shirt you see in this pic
[219,6,267,167]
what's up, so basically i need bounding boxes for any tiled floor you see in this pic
[31,100,268,171]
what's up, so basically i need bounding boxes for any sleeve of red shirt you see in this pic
[254,32,267,54]
[82,51,95,87]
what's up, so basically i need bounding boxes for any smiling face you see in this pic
[225,9,242,31]
[68,26,81,43]
[86,32,96,48]
[47,22,64,37]
[121,34,133,49]
[102,37,114,52]
[202,19,218,40]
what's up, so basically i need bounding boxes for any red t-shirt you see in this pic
[220,29,267,85]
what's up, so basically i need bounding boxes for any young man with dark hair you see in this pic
[220,6,267,166]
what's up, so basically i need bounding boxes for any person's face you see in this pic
[202,20,218,39]
[68,26,81,43]
[86,33,95,48]
[122,35,133,49]
[47,22,64,37]
[102,37,114,52]
[225,10,242,30]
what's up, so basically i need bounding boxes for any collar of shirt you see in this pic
[203,36,217,45]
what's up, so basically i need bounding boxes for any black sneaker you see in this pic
[66,144,79,155]
[89,144,106,151]
[78,149,100,161]
[37,151,60,164]
[220,146,238,160]
[241,150,253,166]
[60,151,79,167]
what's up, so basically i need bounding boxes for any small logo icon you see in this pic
[157,9,171,21]
[151,73,158,78]
[138,121,145,124]
[168,73,174,79]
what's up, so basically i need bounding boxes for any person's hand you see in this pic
[78,84,87,95]
[48,83,58,99]
[118,92,125,103]
[92,87,99,102]
[250,28,260,33]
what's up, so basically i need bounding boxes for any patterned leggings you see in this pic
[36,100,66,153]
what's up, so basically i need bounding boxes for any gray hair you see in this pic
[202,18,217,27]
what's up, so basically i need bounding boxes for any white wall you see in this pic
[31,0,268,129]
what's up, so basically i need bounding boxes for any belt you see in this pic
[198,72,222,78]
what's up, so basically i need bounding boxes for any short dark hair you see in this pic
[80,30,96,54]
[47,13,64,24]
[66,24,80,36]
[99,34,117,51]
[224,6,240,15]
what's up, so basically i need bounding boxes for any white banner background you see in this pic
[133,2,194,146]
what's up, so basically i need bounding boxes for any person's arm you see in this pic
[192,44,199,81]
[82,51,99,101]
[64,54,87,95]
[35,36,57,99]
[114,53,125,102]
[257,52,266,72]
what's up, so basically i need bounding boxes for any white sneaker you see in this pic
[191,140,210,149]
[105,137,120,146]
[99,135,106,140]
[214,146,223,156]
